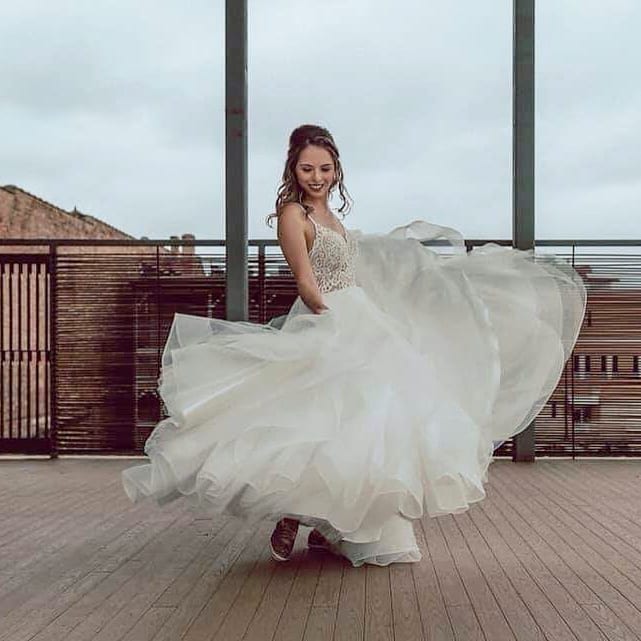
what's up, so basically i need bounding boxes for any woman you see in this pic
[122,124,587,567]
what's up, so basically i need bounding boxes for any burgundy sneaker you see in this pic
[270,518,299,561]
[307,528,334,552]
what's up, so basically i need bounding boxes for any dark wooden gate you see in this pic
[0,254,52,454]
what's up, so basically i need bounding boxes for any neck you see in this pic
[303,196,331,216]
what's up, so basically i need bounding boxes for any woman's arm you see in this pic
[277,203,329,314]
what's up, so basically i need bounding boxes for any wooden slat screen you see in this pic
[1,239,639,457]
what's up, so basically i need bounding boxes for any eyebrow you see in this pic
[298,163,333,167]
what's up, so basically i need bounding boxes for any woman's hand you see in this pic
[298,281,329,315]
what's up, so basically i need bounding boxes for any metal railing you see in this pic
[1,237,639,457]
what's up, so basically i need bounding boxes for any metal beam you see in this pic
[512,0,536,462]
[225,0,248,321]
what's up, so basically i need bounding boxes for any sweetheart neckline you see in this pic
[309,215,349,244]
[308,221,351,257]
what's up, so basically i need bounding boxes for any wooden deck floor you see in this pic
[1,458,641,641]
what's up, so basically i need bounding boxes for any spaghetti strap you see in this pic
[307,214,319,231]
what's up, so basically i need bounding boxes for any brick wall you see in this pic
[0,185,134,241]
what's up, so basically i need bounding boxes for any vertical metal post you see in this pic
[26,262,31,441]
[8,262,13,440]
[570,244,576,460]
[225,0,249,321]
[49,243,58,458]
[512,0,536,461]
[258,243,266,323]
[155,246,161,374]
[0,261,3,442]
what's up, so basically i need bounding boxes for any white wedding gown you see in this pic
[122,212,587,567]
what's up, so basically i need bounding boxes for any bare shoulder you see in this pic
[277,202,307,236]
[278,201,306,222]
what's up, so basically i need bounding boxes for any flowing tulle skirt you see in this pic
[122,220,586,566]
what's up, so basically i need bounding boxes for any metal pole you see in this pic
[49,243,58,458]
[225,0,248,321]
[512,0,536,462]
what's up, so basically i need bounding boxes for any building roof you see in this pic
[1,184,136,239]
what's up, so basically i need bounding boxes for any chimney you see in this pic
[182,233,195,255]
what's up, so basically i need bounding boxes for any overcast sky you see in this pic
[1,1,639,241]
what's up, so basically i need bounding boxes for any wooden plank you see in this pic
[530,463,641,558]
[0,460,120,552]
[151,522,262,641]
[490,463,641,639]
[364,565,393,641]
[120,606,175,641]
[0,476,112,569]
[0,507,180,637]
[477,481,607,641]
[0,474,167,604]
[390,558,424,641]
[272,549,323,641]
[413,518,455,641]
[467,498,579,640]
[68,516,243,641]
[152,516,236,608]
[210,535,276,641]
[303,605,338,641]
[496,464,641,609]
[303,552,344,641]
[553,461,641,501]
[1,510,195,641]
[482,485,637,641]
[173,520,270,640]
[6,459,641,641]
[242,538,306,641]
[71,513,206,641]
[447,604,485,641]
[422,515,469,607]
[0,469,79,542]
[438,514,515,641]
[452,511,544,641]
[313,553,343,608]
[334,561,366,641]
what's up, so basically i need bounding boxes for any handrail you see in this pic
[0,238,639,247]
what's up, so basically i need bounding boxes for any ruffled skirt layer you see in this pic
[122,221,586,566]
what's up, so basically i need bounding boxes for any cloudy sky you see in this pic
[1,0,639,241]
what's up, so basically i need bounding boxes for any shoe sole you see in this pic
[308,541,330,551]
[270,541,291,562]
[308,538,341,555]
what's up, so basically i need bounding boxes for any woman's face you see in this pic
[295,145,336,202]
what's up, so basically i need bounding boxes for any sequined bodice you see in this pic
[308,214,359,293]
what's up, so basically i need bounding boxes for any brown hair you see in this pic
[265,124,353,228]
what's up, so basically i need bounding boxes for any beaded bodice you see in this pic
[308,213,358,293]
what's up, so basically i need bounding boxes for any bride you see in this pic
[122,124,587,567]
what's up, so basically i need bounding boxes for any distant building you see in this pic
[0,184,136,242]
[537,264,641,454]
